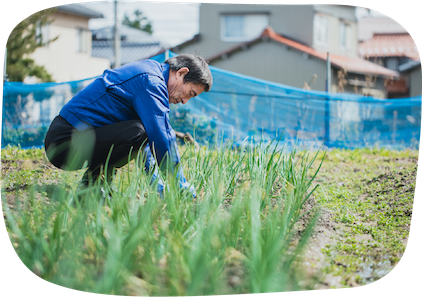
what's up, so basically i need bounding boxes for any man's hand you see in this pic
[150,168,196,199]
[144,145,196,199]
[150,167,165,198]
[179,179,197,199]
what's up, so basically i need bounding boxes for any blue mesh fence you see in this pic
[2,51,421,150]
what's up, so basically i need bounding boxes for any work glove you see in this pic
[144,145,196,199]
[176,167,197,199]
[149,166,165,198]
[149,166,196,199]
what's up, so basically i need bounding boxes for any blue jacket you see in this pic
[60,59,195,196]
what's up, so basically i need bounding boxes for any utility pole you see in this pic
[114,0,121,68]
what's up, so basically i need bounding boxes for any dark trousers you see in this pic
[44,115,148,183]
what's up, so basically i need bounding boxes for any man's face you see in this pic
[168,67,205,105]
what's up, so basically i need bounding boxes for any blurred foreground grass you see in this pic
[1,142,322,295]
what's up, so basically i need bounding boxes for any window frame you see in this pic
[76,27,89,53]
[339,21,351,50]
[386,57,399,71]
[313,13,329,47]
[220,13,269,43]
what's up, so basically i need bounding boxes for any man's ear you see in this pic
[177,67,189,78]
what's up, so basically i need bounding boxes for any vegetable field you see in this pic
[1,142,418,295]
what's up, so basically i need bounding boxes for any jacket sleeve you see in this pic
[133,75,178,169]
[133,75,196,196]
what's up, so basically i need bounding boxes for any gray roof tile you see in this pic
[92,26,158,43]
[56,3,103,19]
[92,40,163,66]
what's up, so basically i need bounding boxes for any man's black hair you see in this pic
[165,54,213,92]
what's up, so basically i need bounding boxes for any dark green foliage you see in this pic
[122,9,153,34]
[169,104,218,145]
[1,127,48,148]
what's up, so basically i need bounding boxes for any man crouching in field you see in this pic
[44,54,213,198]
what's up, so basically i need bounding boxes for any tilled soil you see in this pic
[299,152,418,289]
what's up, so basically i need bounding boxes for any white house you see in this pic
[29,3,110,83]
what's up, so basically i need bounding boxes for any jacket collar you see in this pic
[162,63,170,86]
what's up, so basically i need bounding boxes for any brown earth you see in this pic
[298,152,418,289]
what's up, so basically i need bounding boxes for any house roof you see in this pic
[56,4,103,19]
[357,16,407,41]
[171,34,201,52]
[358,33,419,60]
[398,60,421,72]
[92,40,163,66]
[207,27,399,78]
[92,25,159,43]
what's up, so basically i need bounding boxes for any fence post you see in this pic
[326,52,331,92]
[393,110,398,144]
[325,52,331,146]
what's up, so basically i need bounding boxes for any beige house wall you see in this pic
[29,12,109,83]
[177,4,357,59]
[312,10,358,58]
[210,40,329,91]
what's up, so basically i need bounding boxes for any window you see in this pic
[221,14,268,42]
[35,22,49,47]
[313,14,329,46]
[339,21,350,49]
[386,58,399,70]
[76,28,88,53]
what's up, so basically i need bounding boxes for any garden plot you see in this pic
[1,144,419,294]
